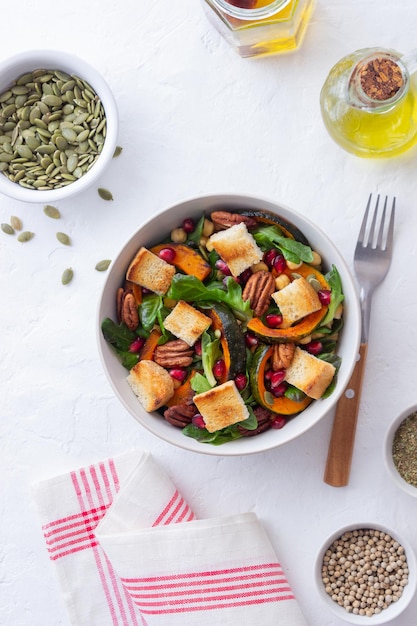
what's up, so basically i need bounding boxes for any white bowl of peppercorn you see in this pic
[0,49,118,203]
[97,193,361,456]
[314,522,417,623]
[384,403,417,498]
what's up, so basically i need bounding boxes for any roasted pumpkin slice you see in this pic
[250,345,312,415]
[209,304,246,382]
[140,328,162,361]
[247,263,329,343]
[240,209,310,246]
[150,243,211,281]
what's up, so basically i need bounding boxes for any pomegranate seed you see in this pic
[271,415,287,429]
[270,369,286,388]
[305,340,323,356]
[128,337,145,353]
[182,218,195,233]
[318,289,332,305]
[213,359,226,379]
[265,313,283,328]
[273,254,287,274]
[215,259,232,275]
[192,414,206,429]
[158,247,176,263]
[169,368,188,382]
[239,268,252,285]
[234,373,247,391]
[142,287,152,295]
[264,368,274,381]
[244,332,259,348]
[194,339,202,356]
[263,248,278,268]
[271,382,288,397]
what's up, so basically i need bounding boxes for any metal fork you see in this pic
[324,194,395,487]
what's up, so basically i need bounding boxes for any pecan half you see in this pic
[210,210,257,230]
[242,271,275,317]
[164,403,197,428]
[154,339,194,368]
[238,406,272,437]
[272,342,295,370]
[121,291,139,330]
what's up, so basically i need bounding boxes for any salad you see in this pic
[101,208,344,445]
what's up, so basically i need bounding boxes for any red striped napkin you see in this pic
[33,451,308,626]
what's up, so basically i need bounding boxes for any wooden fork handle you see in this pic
[323,343,368,487]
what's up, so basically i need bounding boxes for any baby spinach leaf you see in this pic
[101,318,136,352]
[201,330,221,387]
[254,225,314,263]
[321,265,344,325]
[191,372,212,394]
[139,294,164,332]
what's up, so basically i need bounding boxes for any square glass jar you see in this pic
[201,0,314,58]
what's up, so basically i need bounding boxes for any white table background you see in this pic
[2,1,417,625]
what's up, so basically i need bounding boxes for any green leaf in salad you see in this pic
[253,225,314,264]
[167,274,252,323]
[101,317,136,351]
[321,265,344,326]
[100,318,140,369]
[139,294,164,332]
[201,330,221,387]
[190,372,212,394]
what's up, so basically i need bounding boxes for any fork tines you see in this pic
[359,193,396,250]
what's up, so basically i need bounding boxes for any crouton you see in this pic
[164,300,212,346]
[272,277,322,328]
[284,346,336,400]
[127,360,174,411]
[126,247,175,295]
[208,222,263,277]
[193,380,249,433]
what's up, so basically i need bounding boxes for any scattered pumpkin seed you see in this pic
[10,216,22,230]
[1,223,14,235]
[95,259,111,271]
[43,204,61,219]
[61,267,73,285]
[17,231,34,242]
[56,232,71,246]
[98,187,113,201]
[113,145,123,158]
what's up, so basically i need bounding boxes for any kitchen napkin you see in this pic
[33,450,308,626]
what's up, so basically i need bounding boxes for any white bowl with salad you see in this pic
[97,194,361,455]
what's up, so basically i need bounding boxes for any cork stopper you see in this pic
[359,57,403,101]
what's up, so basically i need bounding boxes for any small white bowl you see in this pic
[97,193,361,456]
[0,50,118,203]
[384,404,417,498]
[314,522,417,624]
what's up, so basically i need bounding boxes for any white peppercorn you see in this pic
[321,528,409,616]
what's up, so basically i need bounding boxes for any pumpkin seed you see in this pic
[43,204,61,219]
[17,231,34,242]
[113,145,123,158]
[10,216,22,230]
[98,187,113,201]
[95,259,111,272]
[1,223,14,235]
[56,231,71,245]
[61,267,73,285]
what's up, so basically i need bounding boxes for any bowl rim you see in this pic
[314,521,417,624]
[0,49,118,203]
[383,403,417,498]
[96,192,361,456]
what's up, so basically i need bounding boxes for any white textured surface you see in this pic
[1,1,417,624]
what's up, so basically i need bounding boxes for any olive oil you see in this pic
[321,48,417,158]
[202,0,314,58]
